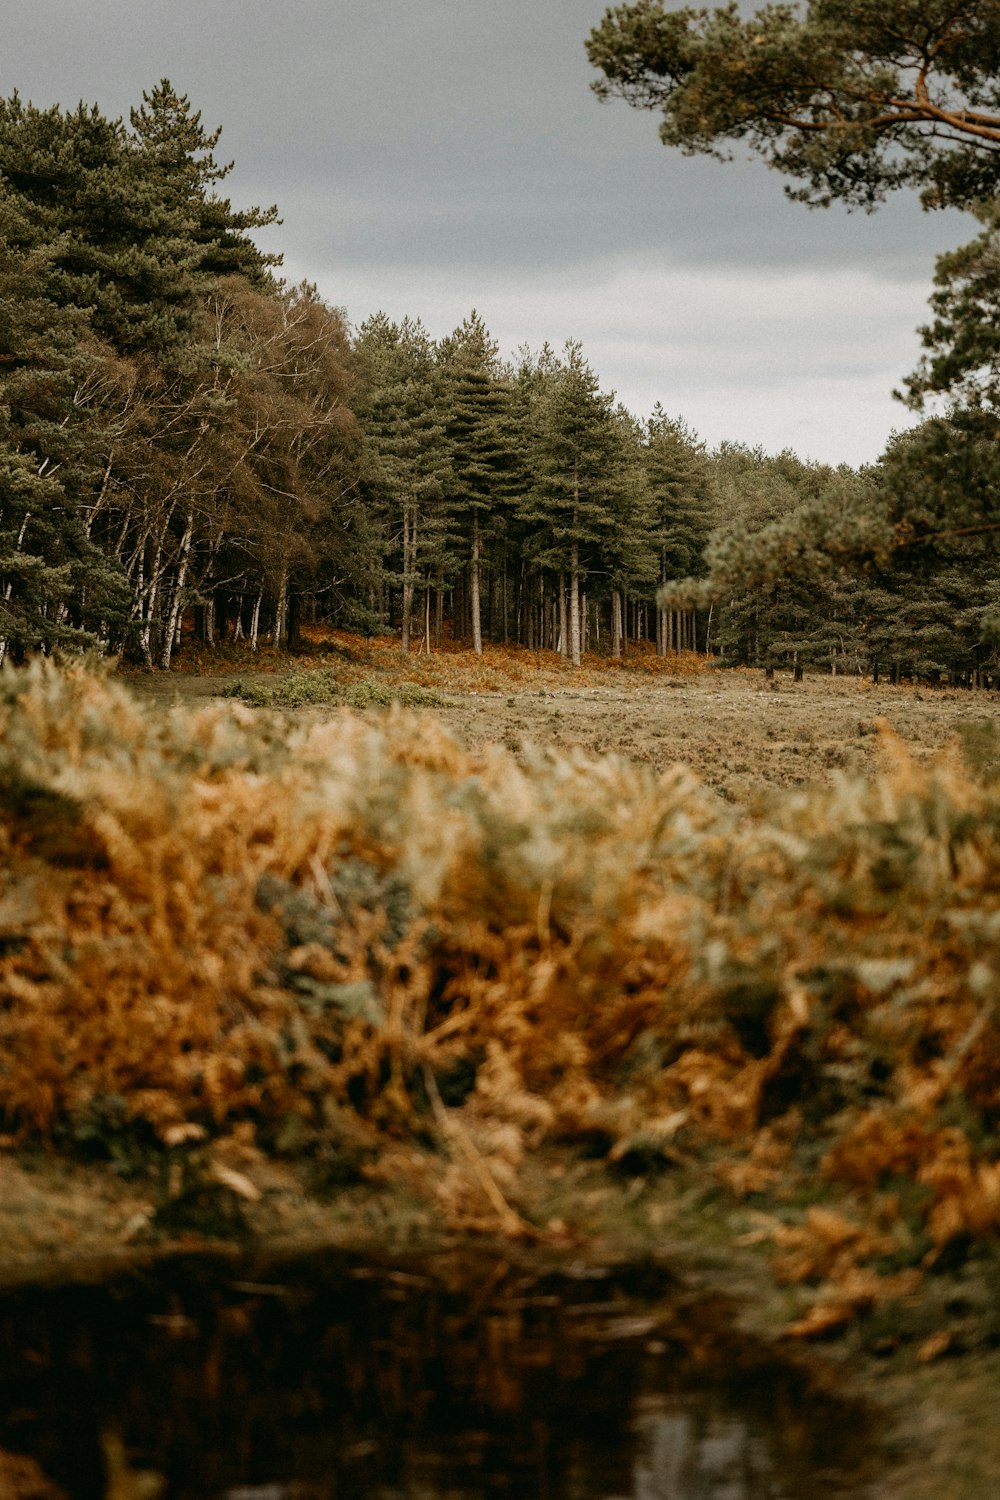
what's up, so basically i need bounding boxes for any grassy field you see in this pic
[126,629,1000,800]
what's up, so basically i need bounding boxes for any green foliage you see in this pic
[352,313,457,651]
[0,83,277,355]
[587,0,1000,211]
[644,406,714,584]
[902,200,1000,413]
[221,669,342,706]
[438,312,525,652]
[340,679,443,708]
[222,668,443,709]
[0,181,132,657]
[586,0,1000,630]
[523,340,628,571]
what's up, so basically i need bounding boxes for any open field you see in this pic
[123,633,1000,800]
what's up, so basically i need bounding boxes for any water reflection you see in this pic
[0,1252,869,1499]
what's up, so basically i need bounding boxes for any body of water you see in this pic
[0,1251,872,1499]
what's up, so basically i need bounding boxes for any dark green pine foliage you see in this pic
[0,92,194,355]
[0,188,130,659]
[0,81,291,666]
[587,1,1000,636]
[438,312,523,654]
[587,0,1000,212]
[901,200,1000,417]
[522,342,626,665]
[353,314,452,652]
[129,81,281,292]
[600,407,659,654]
[643,406,713,654]
[645,407,712,578]
[696,445,845,671]
[0,83,278,359]
[868,420,1000,680]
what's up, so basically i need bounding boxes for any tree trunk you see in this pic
[611,591,623,660]
[401,501,414,654]
[286,591,302,652]
[470,513,483,656]
[569,544,581,667]
[502,558,509,645]
[272,564,289,649]
[249,590,263,652]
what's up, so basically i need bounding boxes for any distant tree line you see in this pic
[682,436,1000,687]
[2,79,997,682]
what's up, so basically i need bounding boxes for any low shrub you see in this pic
[221,670,443,711]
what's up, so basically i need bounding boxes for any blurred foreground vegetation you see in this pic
[2,660,1000,1341]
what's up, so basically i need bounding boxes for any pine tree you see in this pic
[354,315,451,652]
[438,312,522,654]
[643,406,713,655]
[129,80,280,289]
[520,342,626,665]
[0,84,279,358]
[0,184,130,659]
[601,407,659,657]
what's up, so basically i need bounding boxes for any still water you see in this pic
[0,1252,871,1499]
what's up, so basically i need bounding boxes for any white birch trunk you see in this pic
[272,564,289,648]
[160,511,194,670]
[250,590,263,652]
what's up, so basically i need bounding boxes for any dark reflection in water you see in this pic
[0,1252,871,1499]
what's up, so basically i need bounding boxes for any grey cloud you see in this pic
[3,0,980,461]
[6,0,969,281]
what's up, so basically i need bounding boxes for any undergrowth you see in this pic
[162,625,711,694]
[220,668,444,710]
[2,659,1000,1339]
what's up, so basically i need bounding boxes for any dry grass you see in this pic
[131,628,1000,802]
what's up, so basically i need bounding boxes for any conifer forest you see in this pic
[4,79,999,687]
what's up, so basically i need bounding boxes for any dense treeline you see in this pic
[690,436,1000,687]
[2,80,996,681]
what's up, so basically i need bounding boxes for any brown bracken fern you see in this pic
[2,661,1000,1323]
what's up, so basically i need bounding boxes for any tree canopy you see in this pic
[902,199,1000,410]
[586,0,1000,209]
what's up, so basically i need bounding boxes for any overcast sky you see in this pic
[4,0,974,465]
